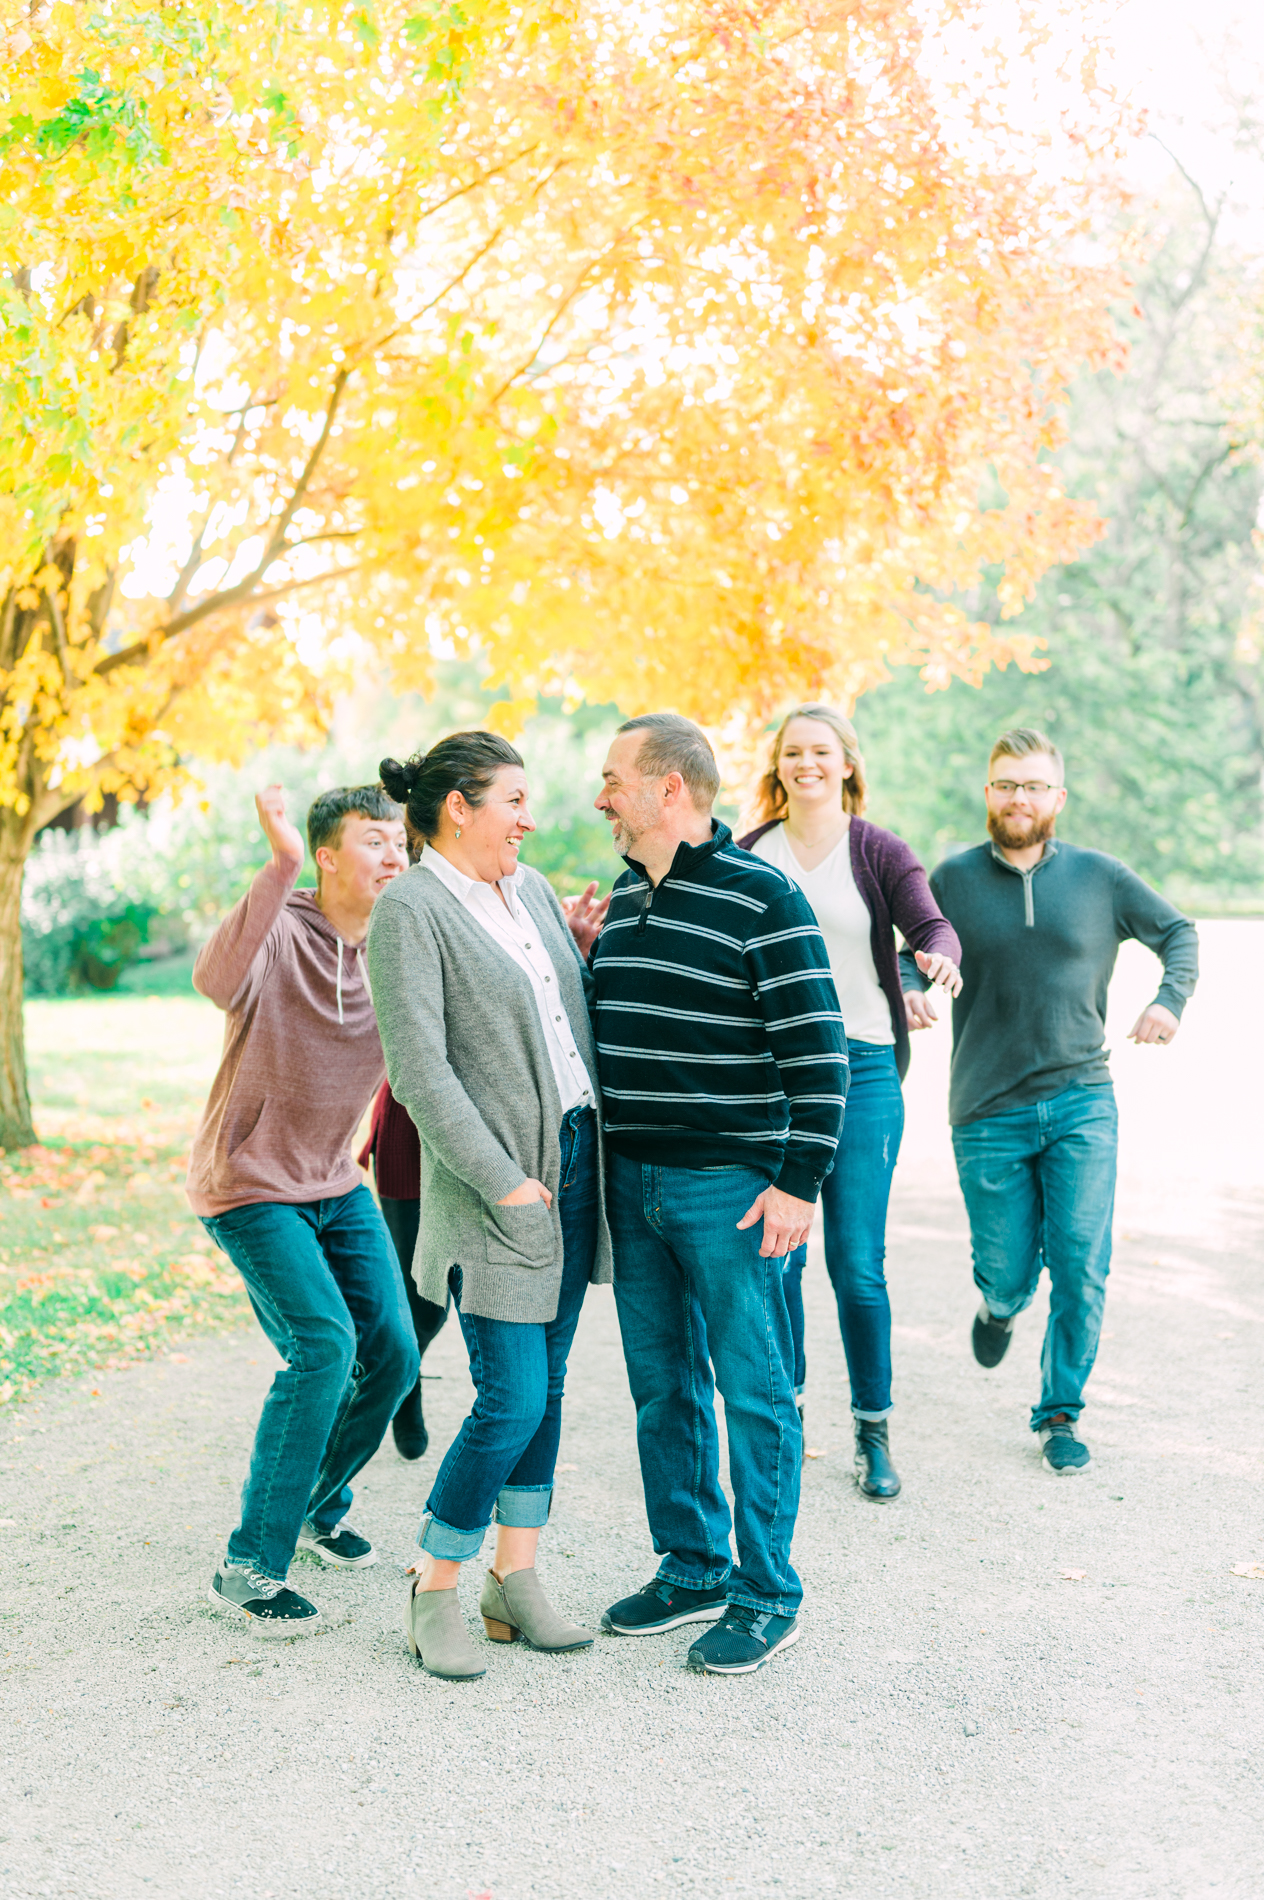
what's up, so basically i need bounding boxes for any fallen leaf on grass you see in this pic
[804,1447,826,1459]
[1230,1562,1264,1580]
[555,1463,578,1472]
[1058,1569,1087,1582]
[167,1353,189,1364]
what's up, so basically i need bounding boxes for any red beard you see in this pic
[987,808,1058,850]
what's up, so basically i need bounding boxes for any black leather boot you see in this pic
[391,1383,428,1461]
[854,1418,901,1499]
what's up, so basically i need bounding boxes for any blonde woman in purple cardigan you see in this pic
[739,705,961,1499]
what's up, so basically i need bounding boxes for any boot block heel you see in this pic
[482,1615,518,1642]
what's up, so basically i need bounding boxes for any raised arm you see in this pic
[366,895,531,1208]
[192,785,303,1009]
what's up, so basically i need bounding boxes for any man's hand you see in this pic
[904,988,939,1031]
[497,1177,553,1208]
[737,1184,815,1259]
[1127,1002,1180,1046]
[561,880,610,956]
[255,784,305,869]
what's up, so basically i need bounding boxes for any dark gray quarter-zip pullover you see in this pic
[898,839,1199,1127]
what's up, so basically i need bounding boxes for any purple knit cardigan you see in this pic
[737,815,960,1081]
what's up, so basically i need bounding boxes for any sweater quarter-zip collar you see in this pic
[989,837,1059,926]
[624,821,731,932]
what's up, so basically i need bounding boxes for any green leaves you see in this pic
[3,71,167,173]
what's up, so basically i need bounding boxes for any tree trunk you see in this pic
[0,819,37,1150]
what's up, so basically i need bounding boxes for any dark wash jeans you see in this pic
[420,1105,599,1562]
[951,1081,1118,1431]
[610,1154,803,1618]
[783,1042,905,1416]
[200,1183,419,1580]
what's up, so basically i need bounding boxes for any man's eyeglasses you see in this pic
[988,779,1060,796]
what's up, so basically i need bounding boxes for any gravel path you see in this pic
[4,927,1262,1899]
[4,1157,1262,1900]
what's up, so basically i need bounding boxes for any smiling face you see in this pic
[985,750,1067,849]
[595,731,666,857]
[450,764,536,882]
[316,812,409,906]
[775,717,853,813]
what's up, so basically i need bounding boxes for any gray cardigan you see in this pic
[365,861,613,1323]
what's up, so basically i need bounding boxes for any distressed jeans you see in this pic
[200,1183,419,1580]
[610,1154,803,1618]
[951,1082,1118,1430]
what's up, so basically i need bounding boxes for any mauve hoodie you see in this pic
[185,859,386,1216]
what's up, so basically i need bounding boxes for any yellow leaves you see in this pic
[1,0,1130,841]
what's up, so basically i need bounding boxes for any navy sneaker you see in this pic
[1039,1416,1091,1473]
[295,1520,376,1568]
[600,1577,728,1635]
[971,1303,1015,1368]
[687,1604,800,1675]
[207,1564,320,1636]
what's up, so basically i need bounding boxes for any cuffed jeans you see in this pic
[200,1183,419,1580]
[419,1106,598,1561]
[610,1155,803,1618]
[783,1042,904,1417]
[951,1082,1118,1431]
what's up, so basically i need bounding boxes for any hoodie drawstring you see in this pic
[334,940,370,1025]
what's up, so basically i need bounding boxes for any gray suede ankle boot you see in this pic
[403,1580,486,1679]
[479,1567,595,1652]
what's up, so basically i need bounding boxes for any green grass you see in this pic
[1,993,252,1404]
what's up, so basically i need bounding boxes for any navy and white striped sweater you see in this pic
[589,822,849,1201]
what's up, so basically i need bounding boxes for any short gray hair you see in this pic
[617,713,720,812]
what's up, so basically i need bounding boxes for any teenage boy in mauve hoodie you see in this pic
[188,782,419,1634]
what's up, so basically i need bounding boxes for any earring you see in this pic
[455,827,461,840]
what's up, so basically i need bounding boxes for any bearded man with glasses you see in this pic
[900,728,1198,1473]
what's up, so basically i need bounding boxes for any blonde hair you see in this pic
[756,704,867,824]
[989,726,1064,780]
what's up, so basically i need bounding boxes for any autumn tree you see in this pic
[857,169,1264,900]
[2,0,1129,1144]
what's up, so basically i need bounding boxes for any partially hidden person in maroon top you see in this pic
[359,1080,448,1460]
[739,704,962,1502]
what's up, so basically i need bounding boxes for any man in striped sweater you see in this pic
[590,713,848,1676]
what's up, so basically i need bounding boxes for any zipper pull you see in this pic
[636,886,654,935]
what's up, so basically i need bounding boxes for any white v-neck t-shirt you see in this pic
[420,846,596,1113]
[750,823,894,1046]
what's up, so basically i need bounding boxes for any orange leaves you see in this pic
[1,0,1133,844]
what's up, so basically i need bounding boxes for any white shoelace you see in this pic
[226,1563,283,1599]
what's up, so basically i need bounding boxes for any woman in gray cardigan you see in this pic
[369,731,613,1681]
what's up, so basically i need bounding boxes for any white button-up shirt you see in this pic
[420,846,595,1115]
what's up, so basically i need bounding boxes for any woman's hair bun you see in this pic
[379,756,418,803]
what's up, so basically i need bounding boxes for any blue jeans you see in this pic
[610,1155,802,1618]
[200,1183,420,1580]
[783,1042,904,1417]
[420,1106,599,1561]
[951,1082,1118,1430]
